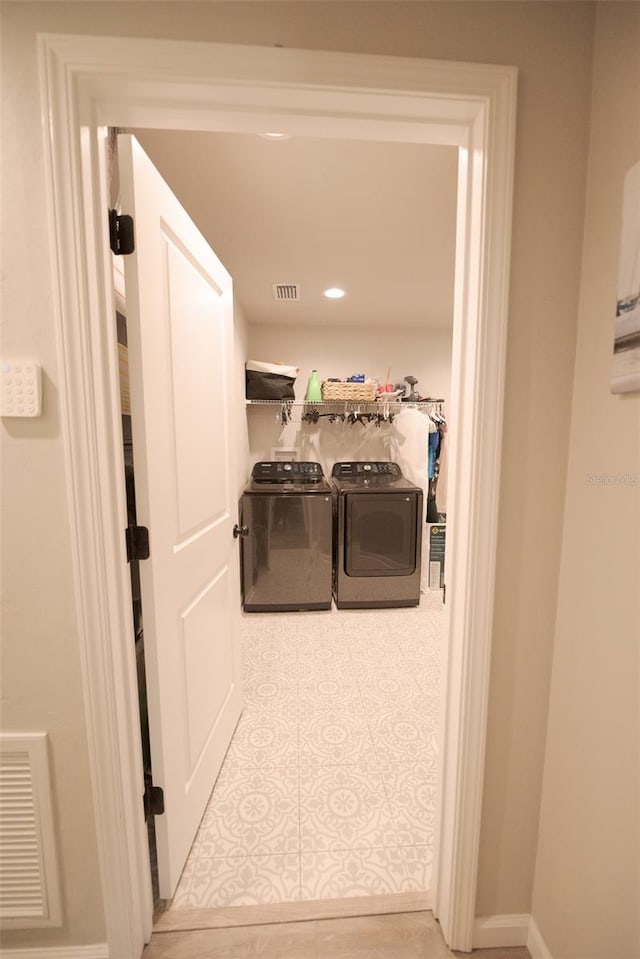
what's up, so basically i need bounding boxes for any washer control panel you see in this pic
[252,461,325,484]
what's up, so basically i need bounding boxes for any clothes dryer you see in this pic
[331,462,423,609]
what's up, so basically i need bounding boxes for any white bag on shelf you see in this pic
[245,360,298,400]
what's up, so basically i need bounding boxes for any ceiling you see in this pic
[131,129,459,328]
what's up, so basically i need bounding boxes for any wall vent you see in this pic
[272,284,300,301]
[0,733,61,928]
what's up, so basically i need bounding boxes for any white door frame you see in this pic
[38,34,516,958]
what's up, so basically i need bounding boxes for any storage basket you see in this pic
[321,379,377,401]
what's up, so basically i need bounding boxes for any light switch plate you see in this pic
[1,362,43,417]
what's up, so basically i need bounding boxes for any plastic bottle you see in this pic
[306,370,322,402]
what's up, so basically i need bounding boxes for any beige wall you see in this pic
[1,1,596,949]
[531,6,640,958]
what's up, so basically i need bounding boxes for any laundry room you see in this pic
[113,127,457,919]
[131,127,455,580]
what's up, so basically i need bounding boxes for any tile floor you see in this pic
[143,911,532,959]
[169,592,443,911]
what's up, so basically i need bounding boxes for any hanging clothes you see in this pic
[426,404,447,522]
[428,428,441,480]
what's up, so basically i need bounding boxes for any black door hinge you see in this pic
[126,525,150,562]
[143,773,165,820]
[109,209,135,255]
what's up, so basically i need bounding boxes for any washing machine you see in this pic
[240,461,332,611]
[331,461,423,609]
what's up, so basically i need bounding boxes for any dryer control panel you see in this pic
[332,462,401,478]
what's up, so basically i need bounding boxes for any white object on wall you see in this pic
[0,733,61,928]
[1,362,42,417]
[271,446,299,461]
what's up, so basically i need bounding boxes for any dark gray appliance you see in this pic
[241,462,332,612]
[331,462,423,609]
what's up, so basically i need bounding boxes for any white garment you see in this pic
[389,408,429,521]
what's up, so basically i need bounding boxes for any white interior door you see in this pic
[118,134,243,899]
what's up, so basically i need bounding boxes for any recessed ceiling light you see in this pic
[324,287,346,299]
[260,132,289,140]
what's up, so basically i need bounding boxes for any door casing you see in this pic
[38,34,517,957]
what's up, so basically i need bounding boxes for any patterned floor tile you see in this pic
[243,642,298,671]
[407,663,440,700]
[175,853,301,908]
[299,764,398,852]
[400,844,433,893]
[221,707,298,770]
[300,846,408,900]
[299,710,377,766]
[170,857,198,907]
[370,710,436,764]
[358,672,424,711]
[277,612,340,638]
[194,766,299,858]
[298,692,368,723]
[297,643,353,671]
[299,673,355,693]
[349,638,408,668]
[353,657,424,684]
[379,762,437,846]
[336,610,395,630]
[166,600,442,913]
[400,628,443,656]
[242,675,298,711]
[298,674,362,711]
[240,614,294,638]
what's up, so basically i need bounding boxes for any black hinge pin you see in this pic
[143,773,165,820]
[126,525,150,562]
[109,209,135,255]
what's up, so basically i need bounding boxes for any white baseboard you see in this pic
[528,916,555,959]
[0,946,109,959]
[473,913,531,948]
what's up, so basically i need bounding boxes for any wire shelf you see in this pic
[245,398,446,425]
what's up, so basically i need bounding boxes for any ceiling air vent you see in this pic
[272,284,300,301]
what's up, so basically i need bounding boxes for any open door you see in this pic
[118,134,243,899]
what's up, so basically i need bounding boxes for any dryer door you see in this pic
[344,492,419,576]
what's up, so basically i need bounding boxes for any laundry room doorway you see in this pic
[119,125,457,921]
[39,35,516,957]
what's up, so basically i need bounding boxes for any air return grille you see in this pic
[0,734,61,928]
[272,284,300,301]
